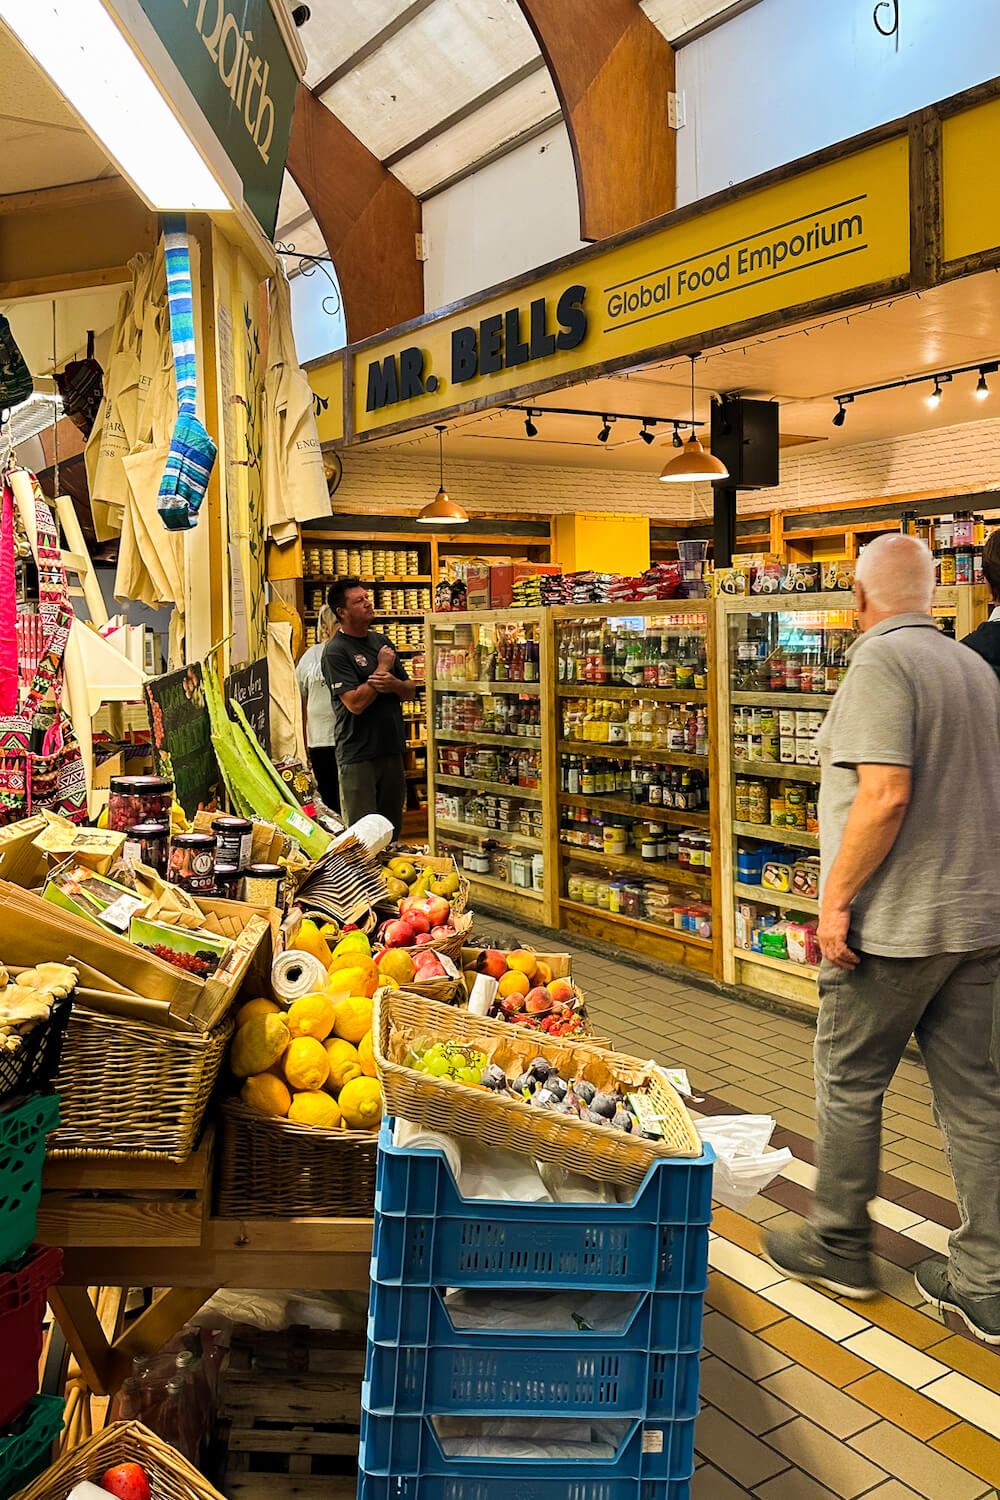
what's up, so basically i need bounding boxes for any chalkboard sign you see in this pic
[144,663,221,817]
[225,658,271,757]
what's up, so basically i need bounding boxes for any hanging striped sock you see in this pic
[158,215,217,531]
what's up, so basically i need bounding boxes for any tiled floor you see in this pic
[476,917,1000,1498]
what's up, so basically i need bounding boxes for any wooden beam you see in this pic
[0,177,136,218]
[286,87,423,343]
[516,0,676,240]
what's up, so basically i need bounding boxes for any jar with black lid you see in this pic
[241,863,285,907]
[211,815,254,871]
[108,775,173,832]
[123,821,169,876]
[213,863,242,899]
[168,833,217,894]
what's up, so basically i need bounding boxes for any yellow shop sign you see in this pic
[351,135,910,436]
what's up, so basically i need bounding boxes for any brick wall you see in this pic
[332,416,1000,524]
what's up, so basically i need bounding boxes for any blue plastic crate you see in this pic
[359,1473,690,1500]
[365,1338,701,1421]
[367,1283,705,1354]
[372,1206,709,1293]
[359,1398,695,1486]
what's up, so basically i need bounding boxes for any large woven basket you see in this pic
[394,908,473,963]
[48,1008,233,1162]
[216,1096,379,1217]
[11,1420,225,1500]
[374,990,701,1192]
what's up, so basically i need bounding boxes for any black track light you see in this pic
[832,394,853,427]
[597,416,612,443]
[927,378,944,409]
[672,423,682,448]
[639,421,655,445]
[524,409,538,437]
[976,369,990,400]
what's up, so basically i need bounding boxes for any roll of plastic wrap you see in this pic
[68,1483,113,1500]
[271,949,328,1005]
[394,1117,463,1181]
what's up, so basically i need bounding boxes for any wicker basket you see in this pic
[0,990,71,1109]
[458,947,599,1038]
[396,908,473,963]
[216,1096,379,1217]
[48,1008,233,1162]
[374,991,701,1192]
[382,853,471,917]
[11,1420,225,1500]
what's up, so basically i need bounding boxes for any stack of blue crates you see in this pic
[360,1118,714,1500]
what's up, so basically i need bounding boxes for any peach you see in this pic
[547,978,574,1006]
[478,948,508,980]
[507,949,537,980]
[497,970,530,999]
[524,987,552,1015]
[533,960,553,986]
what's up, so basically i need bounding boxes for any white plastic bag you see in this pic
[695,1114,791,1210]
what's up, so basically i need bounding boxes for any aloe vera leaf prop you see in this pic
[228,697,298,810]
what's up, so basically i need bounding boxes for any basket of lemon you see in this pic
[215,987,383,1218]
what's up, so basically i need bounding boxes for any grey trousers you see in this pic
[337,755,406,840]
[812,947,1000,1300]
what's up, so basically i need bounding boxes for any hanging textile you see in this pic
[262,261,331,544]
[158,216,217,531]
[55,331,104,438]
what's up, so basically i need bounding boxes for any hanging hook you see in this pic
[873,0,900,49]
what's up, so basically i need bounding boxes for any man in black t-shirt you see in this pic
[321,577,415,837]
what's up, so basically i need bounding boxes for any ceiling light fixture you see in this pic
[832,395,853,427]
[672,423,683,448]
[417,425,468,524]
[639,421,655,446]
[927,378,944,409]
[976,368,991,399]
[659,356,729,483]
[0,0,235,212]
[524,409,538,437]
[833,362,999,422]
[597,416,612,443]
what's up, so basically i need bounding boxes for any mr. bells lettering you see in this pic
[364,285,587,413]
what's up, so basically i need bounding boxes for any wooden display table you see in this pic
[37,1134,373,1397]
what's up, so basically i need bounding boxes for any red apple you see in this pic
[101,1465,151,1500]
[524,987,552,1016]
[431,924,452,938]
[411,894,450,928]
[406,911,430,934]
[415,956,446,979]
[383,919,415,948]
[414,932,435,945]
[479,948,507,979]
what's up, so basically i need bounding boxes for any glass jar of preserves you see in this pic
[108,775,173,833]
[123,821,169,876]
[168,833,217,894]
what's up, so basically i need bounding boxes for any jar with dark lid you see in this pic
[211,815,254,871]
[123,821,169,875]
[938,549,957,586]
[108,775,173,832]
[213,863,242,899]
[168,833,217,894]
[241,863,285,907]
[953,511,974,547]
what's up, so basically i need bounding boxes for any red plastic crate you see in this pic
[0,1246,62,1431]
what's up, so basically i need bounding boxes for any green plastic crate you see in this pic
[0,1395,64,1500]
[0,1096,60,1268]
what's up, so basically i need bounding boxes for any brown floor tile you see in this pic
[930,1423,1000,1488]
[760,1366,877,1439]
[845,1371,960,1440]
[766,1417,887,1497]
[691,1461,755,1498]
[770,1127,814,1163]
[713,1204,769,1253]
[849,1421,991,1499]
[887,1075,934,1104]
[694,1407,790,1489]
[759,1320,875,1389]
[702,1310,794,1379]
[891,1163,956,1199]
[884,1092,937,1125]
[879,1151,911,1175]
[865,1485,940,1499]
[770,1109,817,1140]
[763,1209,811,1233]
[754,1470,842,1500]
[765,1087,818,1119]
[840,1293,950,1351]
[872,1255,929,1307]
[706,1272,788,1332]
[700,1358,796,1436]
[719,1084,788,1114]
[739,1195,789,1224]
[893,1189,960,1229]
[931,1335,1000,1395]
[763,1179,813,1217]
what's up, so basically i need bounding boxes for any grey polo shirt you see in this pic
[816,612,1000,957]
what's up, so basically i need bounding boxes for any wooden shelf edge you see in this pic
[733,881,819,913]
[560,899,712,947]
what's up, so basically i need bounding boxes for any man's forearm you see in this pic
[340,682,377,714]
[396,679,417,702]
[823,784,908,911]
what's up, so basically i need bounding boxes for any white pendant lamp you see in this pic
[659,355,729,483]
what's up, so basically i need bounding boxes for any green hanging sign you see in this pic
[130,0,298,238]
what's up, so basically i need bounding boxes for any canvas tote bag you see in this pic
[262,262,331,544]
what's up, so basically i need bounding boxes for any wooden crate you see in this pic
[218,1324,362,1499]
[37,1130,214,1247]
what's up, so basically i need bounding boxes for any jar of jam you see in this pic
[213,863,242,899]
[123,821,169,876]
[241,863,285,907]
[108,776,173,833]
[168,833,217,894]
[212,815,254,871]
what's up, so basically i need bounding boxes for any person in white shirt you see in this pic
[295,605,340,811]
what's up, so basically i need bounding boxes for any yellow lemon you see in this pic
[326,965,377,1000]
[333,995,373,1046]
[288,1091,342,1129]
[323,1037,363,1092]
[241,1073,291,1118]
[283,1035,330,1091]
[286,994,337,1042]
[338,1075,383,1131]
[231,1014,290,1078]
[357,1031,377,1078]
[333,931,371,960]
[235,996,281,1029]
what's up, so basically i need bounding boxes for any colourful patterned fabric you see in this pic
[0,470,87,824]
[158,216,217,531]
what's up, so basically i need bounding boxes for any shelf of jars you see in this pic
[426,610,554,921]
[551,602,719,974]
[301,538,433,652]
[717,592,854,1006]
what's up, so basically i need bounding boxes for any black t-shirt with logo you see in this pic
[321,630,408,765]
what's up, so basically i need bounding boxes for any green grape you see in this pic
[458,1066,480,1084]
